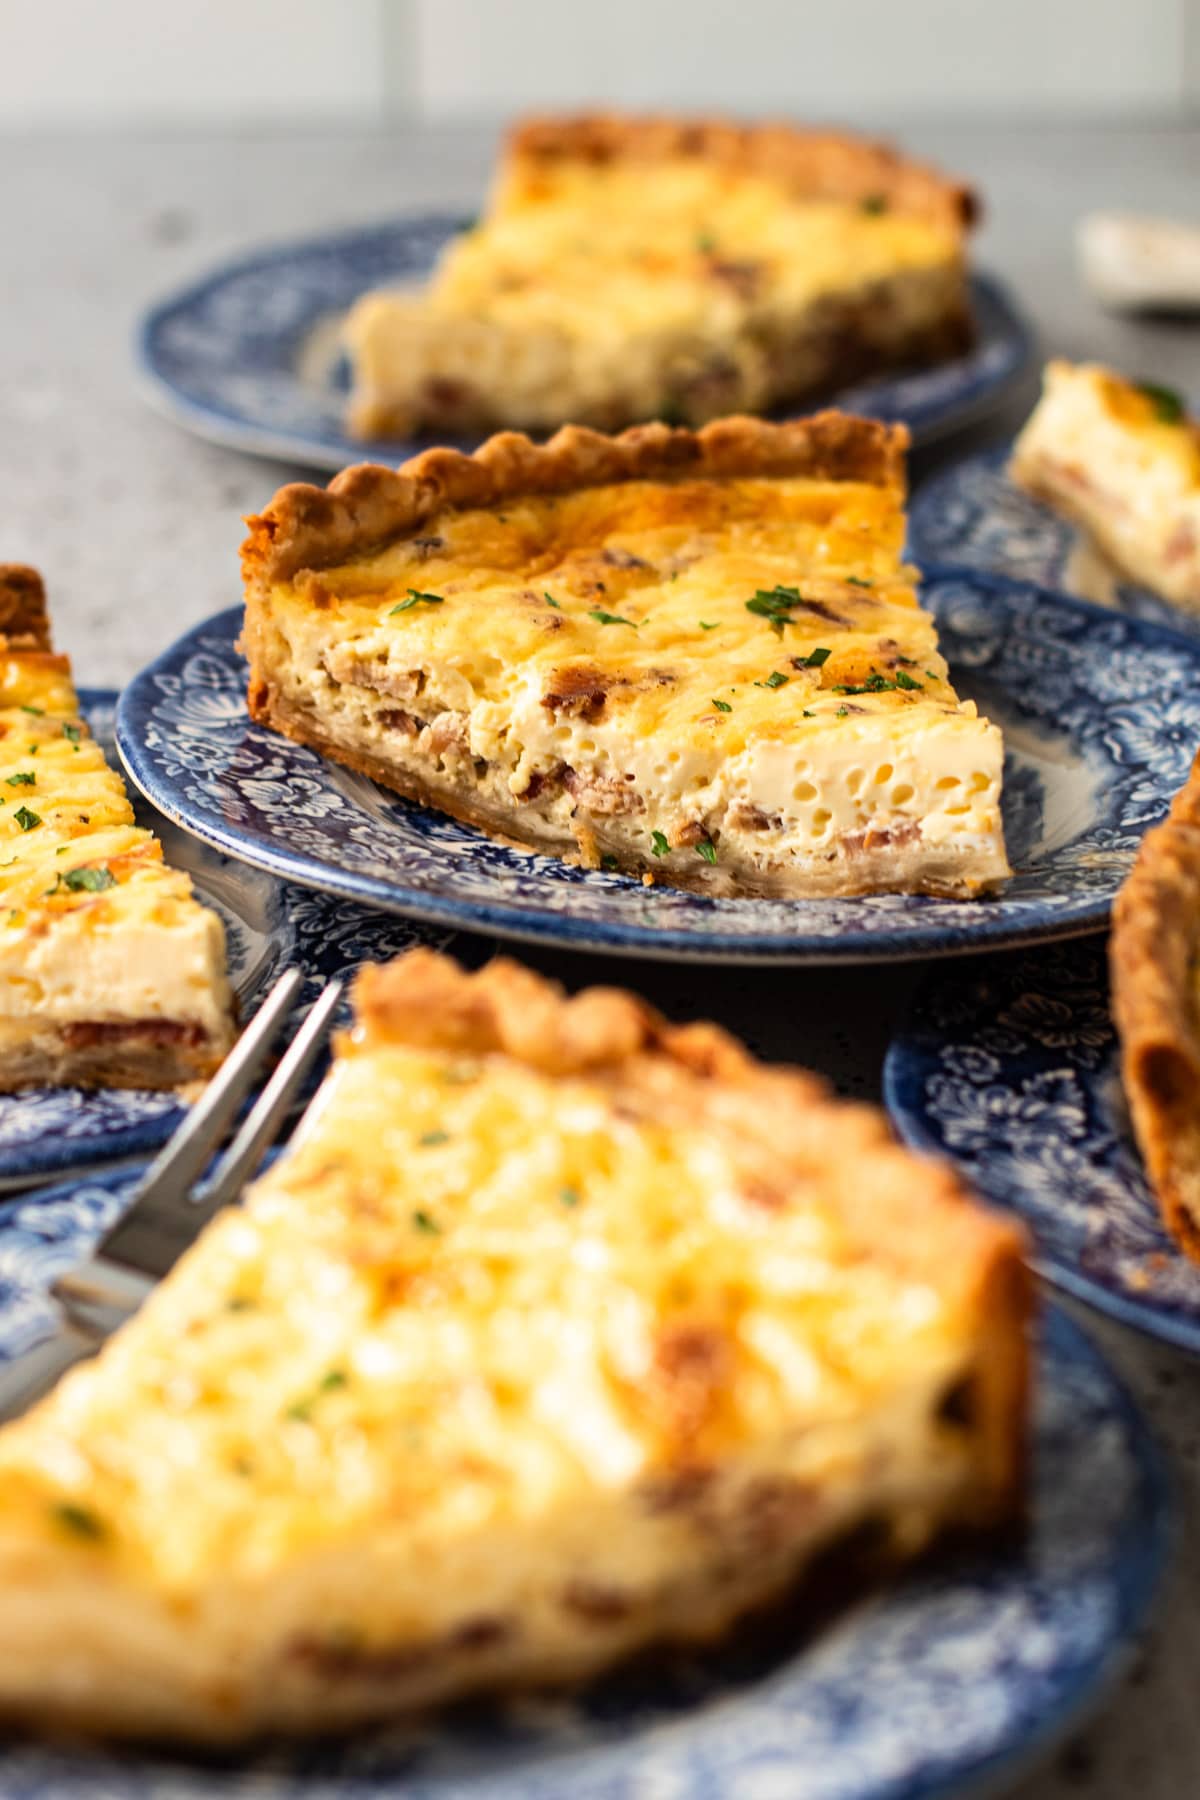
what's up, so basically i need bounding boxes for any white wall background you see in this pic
[2,0,1199,124]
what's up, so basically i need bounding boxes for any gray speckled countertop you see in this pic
[2,120,1199,1797]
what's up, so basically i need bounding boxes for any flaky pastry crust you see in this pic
[242,411,907,585]
[508,113,978,234]
[1111,750,1200,1259]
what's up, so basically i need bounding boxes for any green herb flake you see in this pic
[711,698,732,713]
[319,1368,348,1392]
[926,669,938,680]
[559,1185,581,1208]
[1137,380,1185,425]
[413,1208,442,1235]
[419,1129,450,1147]
[837,705,849,718]
[19,704,44,717]
[846,576,872,588]
[651,830,670,858]
[62,722,82,744]
[61,865,116,893]
[754,671,788,690]
[50,1501,106,1542]
[802,709,814,717]
[225,1295,257,1313]
[695,230,717,254]
[894,669,923,691]
[543,591,561,609]
[746,584,807,634]
[861,193,889,215]
[5,771,34,787]
[695,839,718,865]
[601,853,619,870]
[588,608,637,628]
[389,588,445,616]
[698,620,719,630]
[55,845,68,855]
[13,805,41,832]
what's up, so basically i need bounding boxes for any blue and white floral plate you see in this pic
[0,1159,1172,1800]
[0,693,449,1195]
[907,445,1192,635]
[134,212,1031,470]
[115,572,1200,964]
[885,937,1200,1352]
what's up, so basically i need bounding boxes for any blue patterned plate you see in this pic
[0,1160,1172,1800]
[907,445,1192,634]
[884,937,1200,1352]
[0,692,450,1194]
[115,574,1200,963]
[134,212,1031,470]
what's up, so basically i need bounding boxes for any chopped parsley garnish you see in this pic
[62,722,82,743]
[894,669,923,691]
[59,866,116,893]
[651,830,670,857]
[754,671,789,689]
[543,591,561,609]
[413,1208,442,1234]
[560,1185,581,1208]
[711,698,732,713]
[846,576,873,588]
[19,704,44,717]
[861,193,889,215]
[5,771,34,786]
[285,1367,349,1422]
[389,588,445,615]
[695,230,717,253]
[1137,380,1185,425]
[926,669,939,680]
[836,705,849,717]
[13,805,41,831]
[695,839,718,864]
[225,1295,257,1312]
[746,584,809,634]
[601,853,619,870]
[50,1501,106,1542]
[802,709,813,717]
[418,1129,450,1147]
[797,646,831,668]
[699,620,719,630]
[319,1368,348,1392]
[588,608,637,628]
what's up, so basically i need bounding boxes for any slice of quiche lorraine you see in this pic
[0,566,235,1089]
[343,113,975,440]
[0,950,1030,1742]
[1011,360,1200,613]
[241,413,1010,900]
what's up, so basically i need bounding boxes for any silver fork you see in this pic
[0,970,343,1425]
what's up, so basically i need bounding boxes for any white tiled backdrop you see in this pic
[2,0,1200,123]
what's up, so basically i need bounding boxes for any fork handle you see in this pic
[0,1325,94,1425]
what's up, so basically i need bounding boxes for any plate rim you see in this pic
[883,945,1200,1355]
[0,1147,1175,1800]
[132,208,1032,471]
[115,570,1200,965]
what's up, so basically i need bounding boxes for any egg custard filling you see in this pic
[242,414,1010,900]
[344,113,976,440]
[0,950,1029,1742]
[0,566,235,1090]
[1012,359,1200,613]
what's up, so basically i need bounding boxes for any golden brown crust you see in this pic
[353,949,1031,1523]
[242,411,908,585]
[0,565,52,652]
[508,113,978,233]
[1111,750,1200,1259]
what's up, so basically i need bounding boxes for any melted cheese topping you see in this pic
[0,649,232,1035]
[0,1031,977,1591]
[436,163,958,339]
[1012,360,1200,610]
[265,472,1007,890]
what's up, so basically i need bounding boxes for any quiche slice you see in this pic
[1111,750,1200,1260]
[0,949,1031,1743]
[1011,360,1200,612]
[343,113,976,440]
[241,413,1010,900]
[0,566,235,1090]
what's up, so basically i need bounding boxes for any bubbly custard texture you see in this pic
[0,651,231,1035]
[265,472,1007,887]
